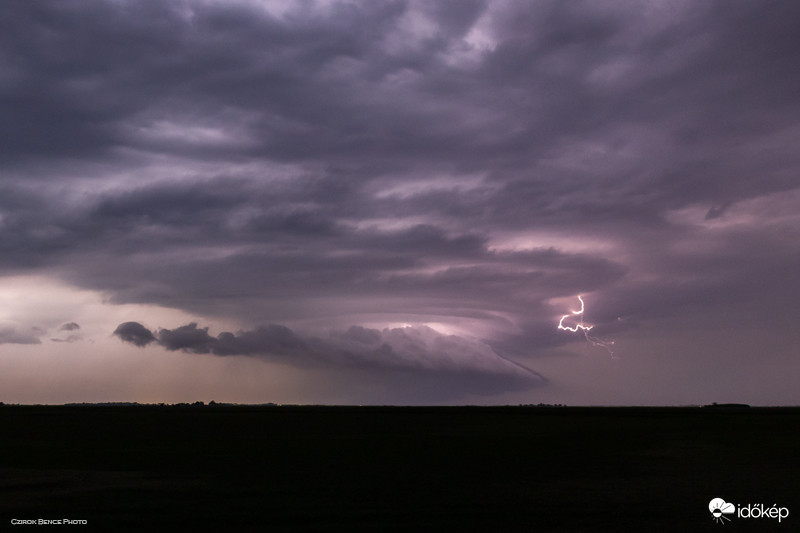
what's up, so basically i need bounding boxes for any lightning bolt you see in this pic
[558,295,616,357]
[557,295,593,333]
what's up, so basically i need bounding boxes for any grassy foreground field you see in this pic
[1,405,798,531]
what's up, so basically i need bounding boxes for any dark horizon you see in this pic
[2,401,797,530]
[1,400,788,409]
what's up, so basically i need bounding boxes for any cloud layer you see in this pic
[114,321,544,385]
[2,1,800,402]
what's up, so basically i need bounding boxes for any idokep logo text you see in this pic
[709,497,789,525]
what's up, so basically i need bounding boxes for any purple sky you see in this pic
[1,0,799,405]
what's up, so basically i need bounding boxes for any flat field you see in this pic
[1,405,797,531]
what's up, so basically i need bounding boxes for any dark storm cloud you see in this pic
[114,322,303,357]
[113,320,544,386]
[59,322,80,331]
[113,322,156,348]
[155,322,307,357]
[156,323,217,353]
[3,0,798,185]
[3,0,800,398]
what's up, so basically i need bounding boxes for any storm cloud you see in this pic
[2,1,800,403]
[113,322,157,348]
[114,320,544,386]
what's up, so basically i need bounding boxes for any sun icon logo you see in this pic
[709,498,735,524]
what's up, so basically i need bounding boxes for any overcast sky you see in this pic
[1,0,798,405]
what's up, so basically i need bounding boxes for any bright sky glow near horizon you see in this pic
[1,0,799,405]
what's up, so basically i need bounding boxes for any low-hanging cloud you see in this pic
[113,321,544,385]
[113,322,157,347]
[0,326,42,345]
[51,322,83,343]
